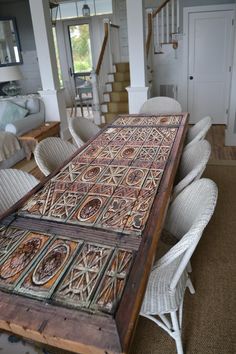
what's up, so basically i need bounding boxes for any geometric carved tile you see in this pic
[0,232,51,291]
[0,226,27,263]
[15,237,81,299]
[97,197,135,232]
[19,180,72,218]
[92,249,133,314]
[124,189,155,233]
[54,243,112,308]
[98,166,128,186]
[142,169,163,190]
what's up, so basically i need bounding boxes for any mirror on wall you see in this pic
[0,17,23,67]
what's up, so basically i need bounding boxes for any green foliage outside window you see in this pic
[70,24,92,73]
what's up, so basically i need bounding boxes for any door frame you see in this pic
[182,4,236,121]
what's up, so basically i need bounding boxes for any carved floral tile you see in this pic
[51,163,87,183]
[15,237,81,299]
[54,243,112,308]
[0,226,27,263]
[91,249,134,314]
[120,167,149,189]
[0,232,51,290]
[68,195,109,226]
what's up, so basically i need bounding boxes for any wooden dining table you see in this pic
[0,113,188,354]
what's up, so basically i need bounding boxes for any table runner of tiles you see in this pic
[19,114,182,235]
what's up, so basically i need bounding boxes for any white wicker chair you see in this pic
[186,116,212,148]
[34,137,77,176]
[68,116,100,147]
[0,169,39,215]
[172,140,211,199]
[139,97,182,115]
[140,178,218,354]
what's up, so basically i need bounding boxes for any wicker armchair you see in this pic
[186,116,212,148]
[140,178,218,354]
[34,137,77,176]
[0,169,39,215]
[139,97,182,114]
[172,140,211,199]
[68,117,100,148]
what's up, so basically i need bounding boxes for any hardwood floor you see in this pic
[207,125,236,160]
[14,125,236,181]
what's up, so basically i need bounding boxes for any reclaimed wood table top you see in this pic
[0,113,188,354]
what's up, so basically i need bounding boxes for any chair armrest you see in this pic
[5,114,44,136]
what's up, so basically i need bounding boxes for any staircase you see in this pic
[101,62,130,123]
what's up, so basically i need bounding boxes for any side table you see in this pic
[18,122,60,160]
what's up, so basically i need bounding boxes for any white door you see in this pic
[187,10,234,124]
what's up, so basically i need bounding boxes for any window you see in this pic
[57,0,112,20]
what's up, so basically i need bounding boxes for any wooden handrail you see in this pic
[95,22,119,75]
[153,0,171,18]
[146,12,153,57]
[96,22,109,75]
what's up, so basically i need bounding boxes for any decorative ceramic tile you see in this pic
[111,128,136,143]
[156,146,172,162]
[51,163,87,182]
[145,128,164,146]
[128,128,151,143]
[69,195,109,226]
[97,145,122,159]
[89,184,115,197]
[54,243,112,308]
[20,180,72,218]
[97,197,135,232]
[124,189,155,233]
[79,165,105,183]
[79,144,103,159]
[15,237,80,299]
[116,146,140,160]
[142,169,163,191]
[0,226,27,263]
[97,166,128,186]
[161,127,178,145]
[136,146,160,161]
[0,232,51,290]
[91,249,133,314]
[120,167,149,188]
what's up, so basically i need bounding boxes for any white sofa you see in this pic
[0,96,45,168]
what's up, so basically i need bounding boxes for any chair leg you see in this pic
[170,311,184,354]
[187,277,195,294]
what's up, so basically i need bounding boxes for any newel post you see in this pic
[91,70,102,125]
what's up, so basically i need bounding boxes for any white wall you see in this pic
[0,0,42,94]
[145,0,236,111]
[114,0,129,62]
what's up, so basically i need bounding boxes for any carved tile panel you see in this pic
[15,237,80,299]
[91,249,133,314]
[20,180,73,218]
[0,232,51,290]
[69,195,109,226]
[0,226,27,263]
[54,243,112,308]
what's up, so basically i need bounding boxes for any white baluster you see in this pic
[156,13,160,51]
[166,2,169,43]
[171,0,175,34]
[161,8,164,43]
[90,70,102,125]
[177,0,180,33]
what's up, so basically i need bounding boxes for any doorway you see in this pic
[183,5,235,124]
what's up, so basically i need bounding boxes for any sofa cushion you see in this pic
[0,101,28,130]
[26,97,40,114]
[12,98,27,109]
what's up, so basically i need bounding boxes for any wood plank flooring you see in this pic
[13,125,236,181]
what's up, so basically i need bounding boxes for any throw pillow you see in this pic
[0,101,28,130]
[26,97,40,114]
